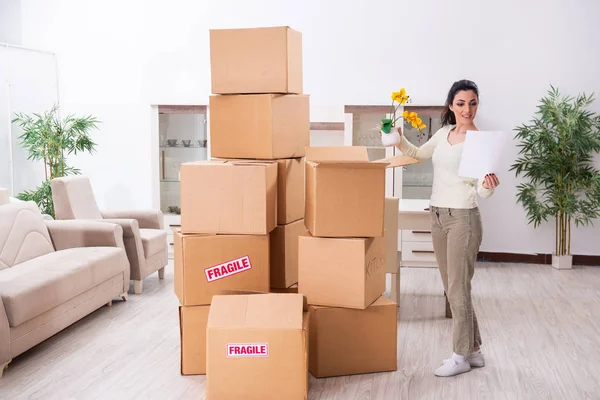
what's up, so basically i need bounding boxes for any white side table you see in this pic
[398,198,437,268]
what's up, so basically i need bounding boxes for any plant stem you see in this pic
[563,211,566,255]
[558,211,565,256]
[43,147,48,182]
[567,215,571,255]
[555,214,559,256]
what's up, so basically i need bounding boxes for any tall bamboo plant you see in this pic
[510,86,600,256]
[12,105,100,218]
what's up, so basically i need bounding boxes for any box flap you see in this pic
[228,160,277,167]
[174,227,215,238]
[305,146,369,163]
[309,295,395,311]
[208,293,304,329]
[372,155,419,168]
[314,162,387,170]
[181,160,227,167]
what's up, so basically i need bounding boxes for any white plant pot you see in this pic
[381,128,401,147]
[552,254,573,270]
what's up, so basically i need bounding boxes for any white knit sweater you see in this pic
[397,125,494,209]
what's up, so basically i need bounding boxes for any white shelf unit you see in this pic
[152,105,208,258]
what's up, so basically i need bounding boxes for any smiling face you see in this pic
[449,90,479,125]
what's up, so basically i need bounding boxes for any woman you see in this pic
[393,79,500,377]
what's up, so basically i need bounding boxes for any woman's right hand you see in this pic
[394,126,403,136]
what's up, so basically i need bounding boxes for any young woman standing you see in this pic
[394,80,500,377]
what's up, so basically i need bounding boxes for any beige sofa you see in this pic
[51,176,168,294]
[0,201,130,377]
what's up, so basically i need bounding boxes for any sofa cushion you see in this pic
[139,229,166,258]
[0,202,55,270]
[0,247,126,327]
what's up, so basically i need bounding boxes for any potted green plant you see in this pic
[510,86,600,269]
[12,104,100,218]
[380,88,427,146]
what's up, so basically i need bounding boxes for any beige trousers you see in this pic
[430,206,483,356]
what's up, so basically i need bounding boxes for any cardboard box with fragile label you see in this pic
[209,26,303,94]
[209,94,309,160]
[180,160,277,235]
[174,229,270,305]
[298,233,386,309]
[270,219,307,289]
[206,293,309,400]
[308,296,397,378]
[179,305,210,375]
[304,146,418,238]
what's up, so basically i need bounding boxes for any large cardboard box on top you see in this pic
[308,296,397,378]
[209,94,310,160]
[298,233,386,309]
[304,146,418,238]
[174,229,270,305]
[209,26,303,94]
[179,305,210,375]
[206,293,309,400]
[270,219,307,289]
[180,160,277,235]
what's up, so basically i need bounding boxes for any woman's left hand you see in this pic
[482,173,500,189]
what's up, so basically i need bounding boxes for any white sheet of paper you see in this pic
[458,130,509,180]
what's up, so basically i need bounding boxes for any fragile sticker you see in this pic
[226,343,269,358]
[205,255,252,282]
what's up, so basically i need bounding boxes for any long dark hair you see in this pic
[441,79,479,126]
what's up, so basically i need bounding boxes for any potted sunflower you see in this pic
[380,88,427,146]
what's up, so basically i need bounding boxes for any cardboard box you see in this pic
[276,158,305,224]
[270,219,307,289]
[180,160,277,235]
[210,26,303,94]
[179,305,210,375]
[308,296,397,378]
[209,94,309,160]
[385,197,400,273]
[174,229,270,305]
[213,157,305,225]
[304,146,418,238]
[298,233,386,309]
[206,293,309,400]
[270,284,299,294]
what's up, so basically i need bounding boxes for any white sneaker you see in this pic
[443,350,485,368]
[435,358,471,377]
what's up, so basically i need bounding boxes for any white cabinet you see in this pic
[398,199,437,268]
[152,105,208,259]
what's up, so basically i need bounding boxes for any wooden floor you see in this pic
[1,262,600,400]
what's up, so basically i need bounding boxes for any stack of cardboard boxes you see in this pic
[176,26,311,399]
[298,146,417,378]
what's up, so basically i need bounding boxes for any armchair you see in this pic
[50,176,168,294]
